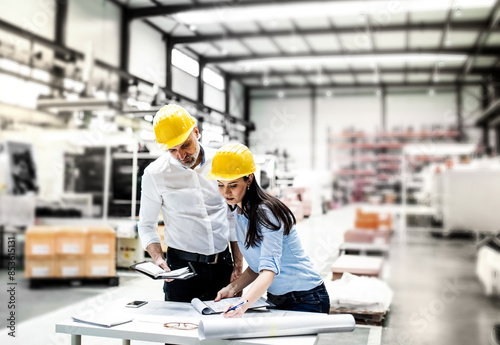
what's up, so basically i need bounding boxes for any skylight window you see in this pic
[203,68,225,91]
[172,49,199,77]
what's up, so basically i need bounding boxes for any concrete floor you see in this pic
[0,205,499,345]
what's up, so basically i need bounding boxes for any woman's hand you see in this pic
[222,300,248,318]
[214,285,236,301]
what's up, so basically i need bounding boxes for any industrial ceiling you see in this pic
[113,0,500,90]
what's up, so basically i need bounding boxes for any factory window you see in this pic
[201,122,224,147]
[203,68,225,91]
[172,49,199,77]
[0,73,50,109]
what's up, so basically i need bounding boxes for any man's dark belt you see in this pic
[168,247,228,264]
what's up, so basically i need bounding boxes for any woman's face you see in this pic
[217,176,251,208]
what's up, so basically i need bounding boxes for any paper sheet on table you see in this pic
[198,314,355,340]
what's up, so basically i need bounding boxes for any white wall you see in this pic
[129,20,166,87]
[0,0,55,40]
[67,0,121,67]
[250,97,312,171]
[386,92,457,130]
[172,66,198,100]
[251,89,481,173]
[316,94,381,171]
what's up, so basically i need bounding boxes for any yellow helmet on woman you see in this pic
[207,143,256,181]
[153,104,197,150]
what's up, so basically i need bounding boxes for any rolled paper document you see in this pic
[198,314,355,340]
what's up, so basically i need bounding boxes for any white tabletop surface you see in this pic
[55,299,381,345]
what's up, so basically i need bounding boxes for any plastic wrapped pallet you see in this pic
[476,238,500,296]
[325,272,393,314]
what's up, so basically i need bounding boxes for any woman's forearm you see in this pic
[241,270,275,308]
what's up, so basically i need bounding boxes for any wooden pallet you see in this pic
[330,307,387,326]
[28,276,119,289]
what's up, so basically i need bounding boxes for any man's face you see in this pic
[168,128,200,168]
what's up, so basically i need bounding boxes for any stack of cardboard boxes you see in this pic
[25,226,116,280]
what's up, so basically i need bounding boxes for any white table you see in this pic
[55,300,382,345]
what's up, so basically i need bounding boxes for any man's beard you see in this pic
[179,144,200,168]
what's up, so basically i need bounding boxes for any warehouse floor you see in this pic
[1,205,499,345]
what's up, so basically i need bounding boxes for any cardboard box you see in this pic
[85,258,116,277]
[55,257,85,277]
[25,226,56,258]
[55,227,86,256]
[25,258,55,278]
[86,226,116,257]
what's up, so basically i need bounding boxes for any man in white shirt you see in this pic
[138,104,243,302]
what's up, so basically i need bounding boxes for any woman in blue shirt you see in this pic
[208,143,330,318]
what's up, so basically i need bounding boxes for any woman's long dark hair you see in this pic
[231,175,296,249]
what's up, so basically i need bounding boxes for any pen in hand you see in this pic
[225,300,248,313]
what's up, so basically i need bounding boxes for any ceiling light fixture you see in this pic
[277,91,285,98]
[428,88,435,96]
[326,90,333,97]
[444,22,452,46]
[173,0,494,25]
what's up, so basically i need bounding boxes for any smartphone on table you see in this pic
[126,300,148,308]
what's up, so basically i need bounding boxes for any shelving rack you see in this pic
[329,126,462,204]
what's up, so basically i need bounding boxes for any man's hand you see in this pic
[230,263,243,282]
[153,257,174,283]
[146,243,173,282]
[229,241,243,284]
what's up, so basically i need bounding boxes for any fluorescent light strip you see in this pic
[174,0,495,25]
[237,54,467,68]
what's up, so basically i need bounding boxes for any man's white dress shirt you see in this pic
[138,145,236,255]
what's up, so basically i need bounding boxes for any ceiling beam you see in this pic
[170,21,496,45]
[228,67,497,79]
[204,48,499,64]
[249,81,479,90]
[459,0,500,81]
[129,0,381,19]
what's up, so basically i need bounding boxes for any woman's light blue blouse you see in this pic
[234,206,323,295]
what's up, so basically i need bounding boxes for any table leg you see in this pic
[122,339,131,345]
[71,334,81,345]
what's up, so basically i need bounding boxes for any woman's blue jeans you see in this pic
[267,283,330,314]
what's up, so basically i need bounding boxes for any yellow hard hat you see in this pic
[153,104,197,150]
[207,143,256,181]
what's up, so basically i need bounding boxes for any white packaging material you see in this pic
[325,272,393,313]
[476,245,500,296]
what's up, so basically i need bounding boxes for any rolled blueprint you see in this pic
[198,314,355,340]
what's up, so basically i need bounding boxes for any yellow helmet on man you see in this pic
[207,143,256,181]
[153,104,197,150]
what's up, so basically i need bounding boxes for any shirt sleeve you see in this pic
[226,205,237,242]
[137,169,162,250]
[258,207,284,276]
